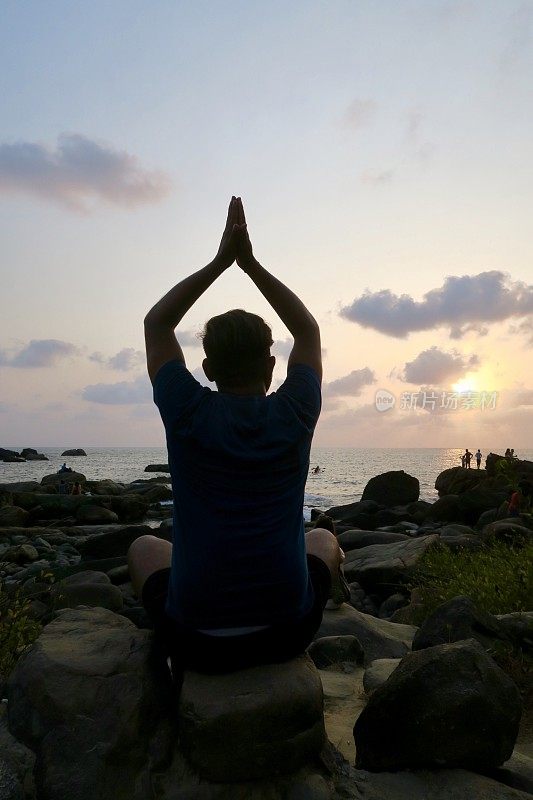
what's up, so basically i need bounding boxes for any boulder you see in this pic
[435,466,486,496]
[2,456,25,463]
[412,595,511,652]
[336,529,409,552]
[144,464,170,473]
[84,479,125,496]
[61,449,87,456]
[363,658,400,694]
[361,470,419,506]
[0,707,36,800]
[353,638,522,771]
[53,582,124,612]
[347,768,533,800]
[343,534,439,593]
[178,655,325,782]
[41,471,86,488]
[307,635,364,669]
[21,448,48,461]
[7,608,171,800]
[482,520,533,547]
[0,481,41,494]
[0,448,20,460]
[2,543,39,564]
[378,593,409,619]
[0,506,29,527]
[426,494,462,523]
[75,505,119,525]
[77,525,152,560]
[457,486,509,524]
[497,612,533,652]
[316,605,416,664]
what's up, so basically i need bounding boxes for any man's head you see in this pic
[201,309,275,392]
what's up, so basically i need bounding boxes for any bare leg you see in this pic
[128,534,172,598]
[305,527,349,606]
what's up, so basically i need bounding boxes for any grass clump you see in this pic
[410,540,533,625]
[0,580,42,685]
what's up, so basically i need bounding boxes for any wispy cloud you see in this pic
[343,98,377,130]
[0,134,171,211]
[402,346,479,385]
[0,339,79,367]
[340,271,533,339]
[89,348,145,371]
[82,374,152,404]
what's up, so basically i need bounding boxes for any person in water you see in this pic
[128,197,348,684]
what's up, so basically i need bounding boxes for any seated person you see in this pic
[128,197,347,685]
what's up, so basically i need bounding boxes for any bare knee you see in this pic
[128,534,172,597]
[305,528,342,580]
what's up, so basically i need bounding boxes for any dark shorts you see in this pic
[142,554,331,677]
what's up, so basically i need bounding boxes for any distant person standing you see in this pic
[475,449,482,469]
[461,453,466,468]
[464,449,472,469]
[505,448,511,459]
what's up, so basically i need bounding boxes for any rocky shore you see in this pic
[0,454,532,799]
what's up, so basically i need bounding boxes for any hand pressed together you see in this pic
[214,196,255,271]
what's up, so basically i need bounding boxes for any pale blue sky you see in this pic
[1,1,532,447]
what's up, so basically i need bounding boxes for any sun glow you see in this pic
[452,377,478,393]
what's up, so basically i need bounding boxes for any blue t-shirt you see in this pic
[153,360,321,630]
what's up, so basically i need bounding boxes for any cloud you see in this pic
[509,316,533,345]
[513,389,533,407]
[82,374,152,404]
[0,339,79,368]
[340,271,533,338]
[325,367,376,397]
[89,348,145,371]
[402,347,479,385]
[0,133,170,211]
[360,168,395,186]
[177,330,202,347]
[343,99,376,130]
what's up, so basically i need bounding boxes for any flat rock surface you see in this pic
[316,605,416,665]
[319,668,364,765]
[343,534,439,591]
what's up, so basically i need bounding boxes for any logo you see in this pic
[375,389,396,413]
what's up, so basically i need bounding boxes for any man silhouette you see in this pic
[128,197,346,682]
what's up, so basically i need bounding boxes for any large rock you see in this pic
[435,466,487,496]
[0,506,29,527]
[354,638,522,771]
[307,635,364,669]
[0,448,20,460]
[412,595,511,652]
[482,520,533,547]
[40,471,86,488]
[363,658,400,694]
[347,768,533,800]
[84,479,126,496]
[20,448,48,461]
[75,504,119,524]
[316,605,416,664]
[61,449,86,456]
[7,608,171,800]
[343,534,439,592]
[337,529,410,552]
[497,612,533,652]
[178,655,325,782]
[0,707,35,800]
[77,524,153,560]
[144,464,170,473]
[361,470,419,506]
[53,581,124,612]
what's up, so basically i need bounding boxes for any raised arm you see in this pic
[144,197,239,382]
[234,198,322,382]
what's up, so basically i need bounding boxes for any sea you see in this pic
[3,447,532,520]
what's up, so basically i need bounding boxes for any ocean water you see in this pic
[3,446,532,519]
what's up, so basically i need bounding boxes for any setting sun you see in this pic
[452,377,478,394]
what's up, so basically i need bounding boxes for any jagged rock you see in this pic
[343,534,439,592]
[363,658,400,694]
[61,449,87,456]
[0,448,20,460]
[336,529,409,553]
[354,639,522,771]
[307,635,364,669]
[361,470,420,506]
[20,448,48,461]
[178,655,325,781]
[0,507,29,528]
[412,596,511,652]
[316,605,416,665]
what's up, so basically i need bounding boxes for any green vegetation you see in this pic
[410,541,533,625]
[0,580,43,684]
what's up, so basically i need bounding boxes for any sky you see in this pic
[0,0,532,449]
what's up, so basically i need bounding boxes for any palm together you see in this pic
[216,196,254,270]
